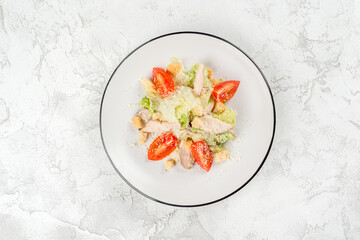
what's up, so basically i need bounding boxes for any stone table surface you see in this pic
[0,0,359,239]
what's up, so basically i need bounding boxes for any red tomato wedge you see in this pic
[148,132,178,161]
[152,68,175,97]
[212,80,240,102]
[191,141,213,172]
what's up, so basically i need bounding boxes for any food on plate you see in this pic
[212,80,240,102]
[131,58,240,172]
[148,132,179,161]
[191,141,213,172]
[138,132,148,145]
[152,112,162,120]
[179,140,195,169]
[191,115,233,134]
[212,101,225,114]
[152,68,175,97]
[131,116,145,129]
[165,159,176,171]
[213,149,229,163]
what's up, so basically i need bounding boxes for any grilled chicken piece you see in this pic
[193,64,205,96]
[135,109,152,123]
[203,101,215,115]
[191,115,233,134]
[141,120,181,133]
[200,88,208,96]
[179,140,195,169]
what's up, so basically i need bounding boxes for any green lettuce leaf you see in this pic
[213,107,237,125]
[175,105,189,128]
[217,131,235,145]
[185,64,198,87]
[140,96,156,113]
[199,88,213,107]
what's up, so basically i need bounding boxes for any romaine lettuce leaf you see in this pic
[157,86,201,123]
[199,88,213,107]
[170,57,184,67]
[213,107,237,125]
[175,105,189,128]
[185,64,198,87]
[210,145,226,153]
[217,131,235,145]
[140,96,156,113]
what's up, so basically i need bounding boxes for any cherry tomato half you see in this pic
[148,132,178,161]
[152,68,175,97]
[212,80,240,102]
[191,141,213,172]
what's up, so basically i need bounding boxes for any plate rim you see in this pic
[99,31,276,208]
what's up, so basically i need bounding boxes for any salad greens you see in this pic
[138,58,238,148]
[213,108,237,125]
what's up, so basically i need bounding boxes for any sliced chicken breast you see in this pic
[203,101,215,115]
[191,115,233,134]
[135,109,152,123]
[193,64,205,96]
[179,140,195,169]
[141,120,181,133]
[200,87,208,96]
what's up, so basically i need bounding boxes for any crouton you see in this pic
[213,101,225,114]
[207,69,213,79]
[138,132,148,145]
[140,78,157,93]
[167,63,182,76]
[191,117,204,129]
[210,78,217,85]
[214,150,229,163]
[191,106,204,117]
[131,116,145,129]
[165,159,176,171]
[152,112,162,120]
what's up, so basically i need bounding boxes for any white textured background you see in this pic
[0,0,360,239]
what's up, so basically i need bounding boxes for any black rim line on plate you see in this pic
[99,31,276,208]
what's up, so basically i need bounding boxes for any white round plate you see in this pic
[100,32,275,207]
